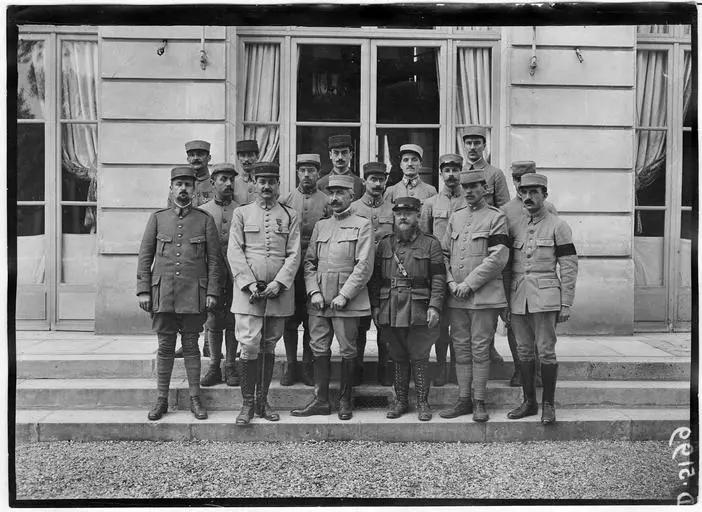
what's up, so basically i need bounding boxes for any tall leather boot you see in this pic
[354,332,367,386]
[507,325,521,387]
[280,328,298,386]
[236,358,258,425]
[377,339,392,386]
[224,330,240,386]
[256,353,280,421]
[541,362,558,425]
[413,359,432,421]
[201,330,223,386]
[433,341,449,387]
[338,358,355,420]
[291,356,331,416]
[300,331,315,386]
[386,361,411,419]
[535,346,543,387]
[149,332,177,420]
[181,332,206,419]
[507,360,539,419]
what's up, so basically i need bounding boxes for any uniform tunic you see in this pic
[463,157,510,207]
[384,177,437,206]
[420,186,466,247]
[166,172,214,208]
[350,193,395,243]
[317,169,366,200]
[233,170,257,206]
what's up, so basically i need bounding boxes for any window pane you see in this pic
[683,52,692,126]
[61,232,97,284]
[61,41,98,120]
[635,131,666,206]
[377,46,439,124]
[17,206,45,284]
[682,130,694,208]
[679,211,692,291]
[61,123,98,211]
[17,123,45,201]
[634,211,665,287]
[244,43,281,162]
[62,205,96,235]
[297,126,360,177]
[377,128,439,188]
[636,51,667,127]
[17,39,45,119]
[634,210,665,237]
[456,47,491,125]
[244,125,279,163]
[297,44,361,122]
[637,25,671,34]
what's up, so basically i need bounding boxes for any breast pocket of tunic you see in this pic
[339,229,359,260]
[189,235,207,260]
[315,232,331,260]
[536,277,561,309]
[243,225,260,247]
[535,238,555,261]
[469,231,489,256]
[156,233,172,256]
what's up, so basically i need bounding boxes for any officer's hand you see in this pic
[500,307,511,326]
[558,305,571,323]
[372,306,380,324]
[331,294,348,310]
[137,293,152,313]
[262,280,282,299]
[248,282,260,299]
[310,291,325,310]
[448,282,458,296]
[206,295,218,311]
[455,283,471,299]
[426,307,440,329]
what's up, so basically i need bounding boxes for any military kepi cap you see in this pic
[252,161,279,178]
[171,166,197,181]
[328,134,353,150]
[236,139,259,154]
[296,154,321,168]
[392,196,422,212]
[511,161,536,177]
[184,140,211,153]
[399,143,423,160]
[459,170,486,185]
[210,163,238,177]
[327,175,355,190]
[461,126,487,140]
[363,162,387,176]
[519,173,548,189]
[440,153,463,168]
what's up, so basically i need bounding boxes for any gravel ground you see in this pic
[15,439,685,501]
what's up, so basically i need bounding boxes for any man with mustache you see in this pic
[383,144,438,206]
[198,163,241,387]
[440,170,509,423]
[500,161,558,388]
[233,139,260,206]
[227,162,301,425]
[292,175,374,421]
[369,196,445,421]
[138,166,222,421]
[506,173,577,426]
[350,162,395,386]
[420,154,466,388]
[317,134,366,200]
[279,154,331,387]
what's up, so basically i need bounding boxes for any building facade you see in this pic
[14,24,693,335]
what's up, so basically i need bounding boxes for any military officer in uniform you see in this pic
[317,134,366,199]
[137,166,222,421]
[233,139,260,206]
[292,175,374,421]
[439,170,509,423]
[420,153,467,387]
[350,162,395,386]
[384,144,438,206]
[227,162,301,425]
[501,161,558,387]
[506,173,577,425]
[198,163,241,387]
[369,197,445,421]
[279,154,331,386]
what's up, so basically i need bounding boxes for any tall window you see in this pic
[455,46,492,162]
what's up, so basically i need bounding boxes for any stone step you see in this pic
[16,407,690,443]
[16,378,690,410]
[16,356,691,381]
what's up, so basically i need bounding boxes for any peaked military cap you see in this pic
[519,173,548,190]
[184,140,211,153]
[236,139,259,154]
[252,161,279,179]
[392,196,422,212]
[511,161,537,177]
[459,170,487,185]
[399,143,423,160]
[439,153,463,168]
[210,163,238,177]
[363,162,387,177]
[171,166,197,181]
[296,154,321,168]
[461,126,487,141]
[328,134,353,150]
[327,174,355,190]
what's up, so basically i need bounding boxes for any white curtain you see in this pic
[243,43,280,162]
[455,47,491,162]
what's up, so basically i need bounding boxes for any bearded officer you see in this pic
[137,166,222,421]
[439,170,509,423]
[369,197,445,421]
[198,163,241,387]
[317,134,366,200]
[384,144,437,206]
[291,174,374,421]
[227,162,301,425]
[350,162,395,386]
[506,173,577,425]
[233,139,259,206]
[420,153,466,387]
[279,154,331,386]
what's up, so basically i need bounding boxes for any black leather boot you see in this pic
[256,353,280,421]
[236,358,257,425]
[201,330,223,387]
[507,326,521,387]
[147,397,168,421]
[291,356,331,416]
[541,362,558,425]
[224,363,240,386]
[507,360,539,419]
[472,399,489,422]
[300,360,315,387]
[354,332,367,386]
[338,358,355,420]
[281,327,298,386]
[376,340,390,386]
[224,331,240,386]
[190,396,208,420]
[433,361,448,387]
[439,397,473,418]
[386,361,411,419]
[280,361,297,387]
[489,339,503,363]
[413,359,432,421]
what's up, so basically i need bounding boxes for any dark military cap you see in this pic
[210,163,238,177]
[439,153,463,168]
[184,140,211,153]
[459,170,486,185]
[236,139,259,154]
[392,196,422,212]
[171,166,197,181]
[328,134,353,150]
[461,126,487,141]
[363,162,387,177]
[519,173,548,190]
[511,160,536,177]
[327,175,355,190]
[252,161,279,179]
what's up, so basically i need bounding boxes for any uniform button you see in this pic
[177,243,182,247]
[527,254,531,258]
[176,262,180,266]
[178,234,183,238]
[179,216,183,220]
[176,253,181,256]
[460,256,464,260]
[222,231,227,236]
[459,265,464,269]
[372,215,377,219]
[178,225,183,229]
[176,271,180,275]
[222,219,227,224]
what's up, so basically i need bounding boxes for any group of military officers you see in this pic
[136,126,578,426]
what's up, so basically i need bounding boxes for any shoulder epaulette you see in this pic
[487,205,502,213]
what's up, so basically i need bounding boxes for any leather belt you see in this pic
[382,277,428,288]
